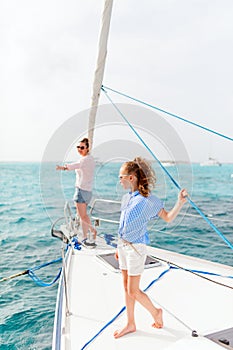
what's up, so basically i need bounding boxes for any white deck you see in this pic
[53,236,233,349]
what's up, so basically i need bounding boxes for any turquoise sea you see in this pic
[1,161,233,349]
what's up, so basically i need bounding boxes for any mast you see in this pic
[88,0,113,148]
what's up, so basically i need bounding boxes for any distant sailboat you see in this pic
[200,134,222,166]
[200,157,222,166]
[161,160,175,167]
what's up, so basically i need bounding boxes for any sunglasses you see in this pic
[76,146,86,150]
[118,174,129,179]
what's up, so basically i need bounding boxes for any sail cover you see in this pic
[88,0,113,147]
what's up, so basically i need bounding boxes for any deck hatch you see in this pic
[205,327,233,349]
[96,252,161,271]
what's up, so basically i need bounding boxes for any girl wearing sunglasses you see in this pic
[114,157,188,338]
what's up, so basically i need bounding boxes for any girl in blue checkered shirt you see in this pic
[114,157,188,339]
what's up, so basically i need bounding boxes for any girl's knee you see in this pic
[128,287,139,300]
[128,284,144,300]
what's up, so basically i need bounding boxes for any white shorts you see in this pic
[118,242,147,276]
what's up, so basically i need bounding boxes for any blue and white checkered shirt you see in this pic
[118,190,164,244]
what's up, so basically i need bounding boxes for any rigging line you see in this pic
[149,296,195,334]
[181,212,233,224]
[150,228,228,247]
[102,85,233,142]
[187,197,233,250]
[80,266,171,350]
[102,226,227,249]
[151,256,233,290]
[101,87,233,251]
[144,267,198,336]
[101,86,181,190]
[100,222,228,248]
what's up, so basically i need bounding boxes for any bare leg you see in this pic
[75,203,97,239]
[128,275,163,329]
[114,273,163,339]
[114,270,136,339]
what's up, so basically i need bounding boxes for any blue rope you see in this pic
[186,268,233,279]
[101,87,181,190]
[102,85,233,142]
[28,243,81,287]
[80,264,233,348]
[80,306,126,350]
[80,266,171,349]
[101,87,233,251]
[28,268,62,287]
[187,197,233,250]
[30,257,62,272]
[103,234,117,248]
[28,257,62,287]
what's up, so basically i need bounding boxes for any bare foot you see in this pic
[152,308,163,329]
[114,324,136,339]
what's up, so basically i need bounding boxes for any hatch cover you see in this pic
[96,252,161,271]
[205,327,233,349]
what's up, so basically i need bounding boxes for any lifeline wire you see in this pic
[151,257,233,290]
[102,85,233,142]
[101,87,233,251]
[80,258,233,349]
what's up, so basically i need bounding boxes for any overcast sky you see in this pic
[1,0,233,163]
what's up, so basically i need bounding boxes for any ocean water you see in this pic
[1,161,233,349]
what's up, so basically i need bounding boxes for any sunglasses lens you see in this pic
[119,174,129,179]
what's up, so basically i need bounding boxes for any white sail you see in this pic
[88,0,113,148]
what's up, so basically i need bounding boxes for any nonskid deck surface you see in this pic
[59,237,233,349]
